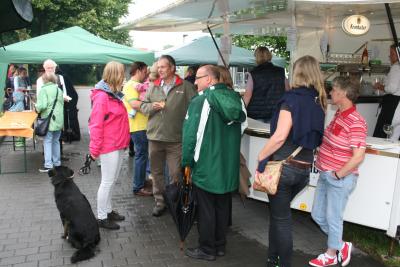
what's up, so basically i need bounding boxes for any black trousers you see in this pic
[373,94,400,138]
[195,185,231,255]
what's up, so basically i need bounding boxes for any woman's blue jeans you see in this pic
[311,171,358,250]
[131,130,149,192]
[43,130,61,168]
[267,164,310,267]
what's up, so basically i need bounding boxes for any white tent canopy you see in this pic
[116,0,400,34]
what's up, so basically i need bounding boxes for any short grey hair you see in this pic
[43,59,57,68]
[332,76,360,103]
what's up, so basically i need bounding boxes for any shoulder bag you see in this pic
[253,146,303,195]
[35,88,59,137]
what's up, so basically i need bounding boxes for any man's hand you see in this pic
[373,82,384,91]
[131,100,142,110]
[152,101,165,111]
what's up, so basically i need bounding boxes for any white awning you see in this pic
[116,0,400,35]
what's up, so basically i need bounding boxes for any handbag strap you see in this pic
[42,86,59,118]
[50,87,59,113]
[285,146,303,161]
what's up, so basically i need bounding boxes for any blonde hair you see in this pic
[217,65,233,88]
[254,46,272,65]
[102,61,125,93]
[42,73,58,84]
[148,62,159,82]
[290,55,327,110]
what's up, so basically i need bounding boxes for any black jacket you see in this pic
[247,62,285,121]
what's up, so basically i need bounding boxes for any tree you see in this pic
[2,0,133,85]
[232,35,290,62]
[3,0,131,45]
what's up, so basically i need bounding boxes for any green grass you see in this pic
[343,222,400,266]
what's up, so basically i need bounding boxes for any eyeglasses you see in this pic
[195,75,208,80]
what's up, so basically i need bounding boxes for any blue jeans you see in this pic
[43,130,61,168]
[131,131,149,192]
[311,171,358,250]
[268,164,310,267]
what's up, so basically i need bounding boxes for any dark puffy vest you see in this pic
[247,62,285,121]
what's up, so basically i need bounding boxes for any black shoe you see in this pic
[152,205,166,217]
[98,219,120,230]
[39,167,52,173]
[216,249,225,257]
[107,210,125,221]
[185,248,216,261]
[267,257,280,267]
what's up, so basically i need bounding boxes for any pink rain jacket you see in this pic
[89,89,130,158]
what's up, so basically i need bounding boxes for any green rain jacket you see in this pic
[35,82,64,131]
[182,83,246,194]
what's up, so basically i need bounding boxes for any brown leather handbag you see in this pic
[253,146,302,195]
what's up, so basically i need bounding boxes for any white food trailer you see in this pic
[117,0,400,241]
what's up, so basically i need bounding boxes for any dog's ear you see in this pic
[48,168,56,178]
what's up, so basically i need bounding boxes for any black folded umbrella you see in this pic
[78,154,94,175]
[163,167,197,250]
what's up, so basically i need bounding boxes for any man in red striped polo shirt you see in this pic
[309,77,367,267]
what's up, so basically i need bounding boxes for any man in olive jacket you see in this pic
[182,65,246,261]
[141,55,196,216]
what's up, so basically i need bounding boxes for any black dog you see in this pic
[48,166,100,263]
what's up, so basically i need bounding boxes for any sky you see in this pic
[120,0,207,51]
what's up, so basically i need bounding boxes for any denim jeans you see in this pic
[131,131,149,192]
[43,130,61,168]
[311,171,358,250]
[268,164,310,267]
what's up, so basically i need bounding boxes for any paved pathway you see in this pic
[0,87,386,266]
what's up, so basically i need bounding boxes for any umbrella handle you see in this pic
[180,240,184,251]
[184,167,191,185]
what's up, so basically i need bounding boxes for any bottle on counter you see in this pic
[361,45,369,66]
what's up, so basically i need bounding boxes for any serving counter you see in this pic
[241,118,400,239]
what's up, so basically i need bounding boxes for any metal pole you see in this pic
[207,25,228,68]
[385,3,400,62]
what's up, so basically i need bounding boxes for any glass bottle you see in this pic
[361,45,369,66]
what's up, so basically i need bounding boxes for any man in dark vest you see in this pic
[243,47,286,123]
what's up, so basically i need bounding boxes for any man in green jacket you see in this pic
[182,65,246,261]
[140,55,196,216]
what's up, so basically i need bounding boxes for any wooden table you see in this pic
[0,111,38,173]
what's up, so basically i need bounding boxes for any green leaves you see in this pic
[232,35,290,63]
[5,0,131,46]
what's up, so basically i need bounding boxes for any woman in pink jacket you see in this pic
[89,61,130,230]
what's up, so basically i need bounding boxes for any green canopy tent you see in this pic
[155,36,286,68]
[0,26,155,111]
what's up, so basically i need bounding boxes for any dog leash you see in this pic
[78,154,95,175]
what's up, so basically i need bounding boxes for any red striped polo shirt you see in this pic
[316,106,367,174]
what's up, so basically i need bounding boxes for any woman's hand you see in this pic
[90,154,97,161]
